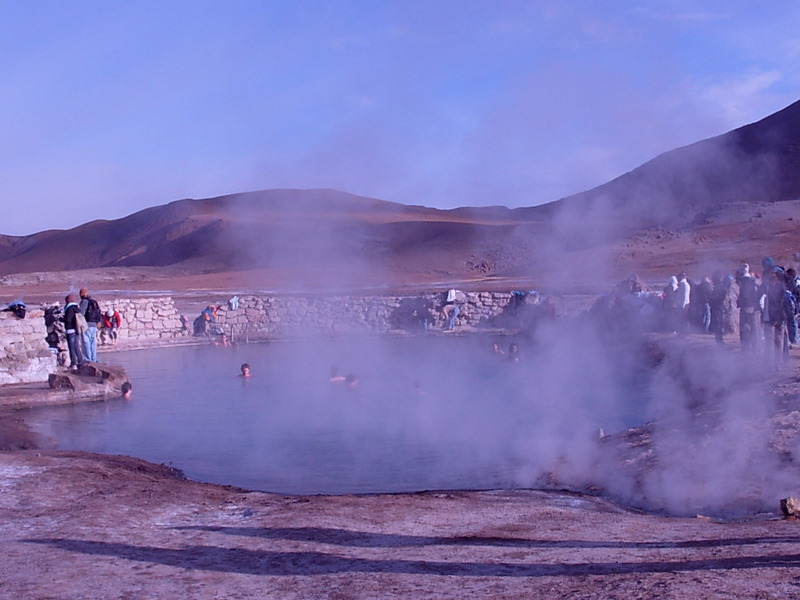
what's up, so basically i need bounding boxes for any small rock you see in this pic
[48,373,75,390]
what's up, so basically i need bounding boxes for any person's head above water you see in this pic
[121,381,133,400]
[240,363,251,377]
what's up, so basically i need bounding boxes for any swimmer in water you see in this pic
[329,366,347,383]
[240,363,251,377]
[345,373,358,389]
[121,381,133,400]
[506,343,520,363]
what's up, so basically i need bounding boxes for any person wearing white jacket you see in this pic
[676,272,691,334]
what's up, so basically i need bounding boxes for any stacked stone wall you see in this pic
[0,309,57,384]
[1,291,547,382]
[211,291,520,340]
[99,297,187,342]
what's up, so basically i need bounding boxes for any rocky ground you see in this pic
[3,449,800,600]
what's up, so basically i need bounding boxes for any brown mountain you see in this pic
[1,100,800,295]
[541,97,800,230]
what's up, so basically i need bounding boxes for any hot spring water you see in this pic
[23,336,655,494]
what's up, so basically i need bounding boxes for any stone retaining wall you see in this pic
[1,291,538,383]
[106,291,538,342]
[209,291,532,340]
[103,297,186,342]
[0,309,57,384]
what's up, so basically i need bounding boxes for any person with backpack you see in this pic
[785,268,800,346]
[765,267,791,365]
[61,294,85,370]
[79,288,102,362]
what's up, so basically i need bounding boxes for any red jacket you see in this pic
[102,311,121,328]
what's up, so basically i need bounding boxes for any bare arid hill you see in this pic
[539,97,800,228]
[0,190,552,294]
[1,100,800,297]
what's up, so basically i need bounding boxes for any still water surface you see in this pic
[23,336,652,494]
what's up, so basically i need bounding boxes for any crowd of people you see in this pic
[43,288,123,371]
[602,257,800,366]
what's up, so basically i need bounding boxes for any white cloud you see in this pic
[696,70,785,125]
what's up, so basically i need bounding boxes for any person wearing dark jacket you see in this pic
[62,294,85,370]
[79,288,100,362]
[766,267,790,365]
[696,275,713,333]
[736,264,761,352]
[709,273,737,344]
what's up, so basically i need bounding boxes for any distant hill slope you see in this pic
[0,189,548,285]
[543,98,800,233]
[1,100,800,289]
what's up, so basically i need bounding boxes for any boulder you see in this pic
[47,363,130,400]
[780,497,800,518]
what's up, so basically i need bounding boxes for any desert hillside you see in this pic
[2,100,800,295]
[542,98,800,229]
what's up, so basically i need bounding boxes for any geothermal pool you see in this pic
[23,335,654,495]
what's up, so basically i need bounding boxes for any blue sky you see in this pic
[2,1,799,235]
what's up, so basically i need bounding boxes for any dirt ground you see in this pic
[2,449,800,600]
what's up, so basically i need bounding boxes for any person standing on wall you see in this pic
[79,288,102,362]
